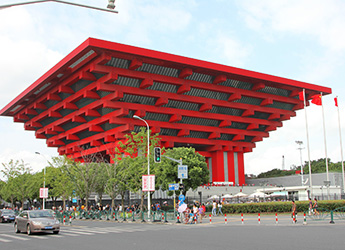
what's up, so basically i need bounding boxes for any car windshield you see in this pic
[2,210,15,215]
[29,211,53,218]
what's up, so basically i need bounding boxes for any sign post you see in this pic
[142,175,155,192]
[40,188,48,199]
[169,183,179,216]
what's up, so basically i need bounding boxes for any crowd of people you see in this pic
[179,202,206,224]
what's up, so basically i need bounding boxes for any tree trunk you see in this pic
[63,198,66,211]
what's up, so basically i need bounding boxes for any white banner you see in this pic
[142,175,155,191]
[40,188,48,198]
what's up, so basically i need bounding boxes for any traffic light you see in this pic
[154,147,161,163]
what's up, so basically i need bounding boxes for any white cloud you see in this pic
[238,0,345,52]
[207,34,252,67]
[0,36,63,108]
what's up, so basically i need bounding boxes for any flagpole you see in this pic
[335,96,345,193]
[321,92,330,199]
[303,89,313,198]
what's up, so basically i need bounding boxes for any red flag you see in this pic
[298,91,304,101]
[311,94,322,105]
[334,97,338,107]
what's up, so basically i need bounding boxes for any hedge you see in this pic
[207,200,345,214]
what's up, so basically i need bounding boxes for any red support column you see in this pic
[227,152,235,184]
[237,152,245,185]
[211,151,224,182]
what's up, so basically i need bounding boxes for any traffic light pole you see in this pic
[162,155,184,219]
[162,156,184,194]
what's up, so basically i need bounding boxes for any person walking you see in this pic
[217,201,223,216]
[313,198,320,216]
[212,200,217,216]
[308,198,313,215]
[291,200,297,223]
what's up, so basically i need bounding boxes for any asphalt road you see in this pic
[1,215,345,250]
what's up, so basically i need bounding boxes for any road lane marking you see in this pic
[1,234,30,240]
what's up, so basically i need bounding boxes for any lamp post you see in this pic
[295,141,304,186]
[0,0,118,13]
[133,115,151,221]
[35,151,48,209]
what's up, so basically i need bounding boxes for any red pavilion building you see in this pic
[0,38,332,185]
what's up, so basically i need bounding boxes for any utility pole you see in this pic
[295,141,304,186]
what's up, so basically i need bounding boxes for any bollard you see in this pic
[209,214,212,224]
[258,213,261,224]
[162,212,164,223]
[330,211,335,224]
[63,215,66,225]
[225,214,227,224]
[275,213,278,224]
[177,214,181,223]
[293,212,296,223]
[303,212,307,225]
[241,213,244,224]
[69,215,72,225]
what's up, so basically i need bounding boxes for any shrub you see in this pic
[219,200,345,214]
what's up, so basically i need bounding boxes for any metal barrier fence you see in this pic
[304,206,345,223]
[55,207,345,224]
[55,209,176,224]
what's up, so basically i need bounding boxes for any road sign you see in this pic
[179,194,185,202]
[40,188,48,198]
[178,165,188,179]
[142,175,155,191]
[169,183,179,191]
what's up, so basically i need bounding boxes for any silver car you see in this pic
[14,210,60,235]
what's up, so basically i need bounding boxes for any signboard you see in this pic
[178,165,188,179]
[169,183,179,191]
[142,175,155,191]
[40,188,48,199]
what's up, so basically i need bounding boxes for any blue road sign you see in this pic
[169,183,179,191]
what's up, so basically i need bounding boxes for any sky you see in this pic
[0,0,345,177]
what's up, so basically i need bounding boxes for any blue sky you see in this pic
[0,0,344,176]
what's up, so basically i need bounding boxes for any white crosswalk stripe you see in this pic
[1,234,30,241]
[0,224,168,243]
[0,237,12,242]
[28,235,50,240]
[66,229,94,235]
[60,232,82,237]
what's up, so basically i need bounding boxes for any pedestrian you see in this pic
[313,198,320,216]
[308,198,313,215]
[217,201,223,216]
[212,200,217,216]
[198,205,204,223]
[291,200,297,223]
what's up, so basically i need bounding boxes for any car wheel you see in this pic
[53,230,59,234]
[14,223,21,233]
[27,224,32,235]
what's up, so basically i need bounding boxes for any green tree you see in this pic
[1,160,37,209]
[94,162,108,207]
[46,156,74,211]
[115,127,160,212]
[155,147,209,195]
[66,160,98,210]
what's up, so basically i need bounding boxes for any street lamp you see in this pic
[295,141,305,186]
[0,1,118,13]
[35,151,48,209]
[133,115,151,221]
